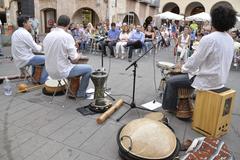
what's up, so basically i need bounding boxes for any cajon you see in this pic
[192,88,236,138]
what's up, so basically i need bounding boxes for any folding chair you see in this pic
[20,65,38,84]
[50,78,77,108]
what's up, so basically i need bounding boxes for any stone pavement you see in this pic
[0,46,239,160]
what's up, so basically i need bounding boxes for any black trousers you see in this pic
[162,74,195,111]
[100,40,117,56]
[126,40,143,59]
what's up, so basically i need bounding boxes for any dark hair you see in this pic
[211,5,237,32]
[17,15,30,27]
[57,15,70,27]
[153,26,159,30]
[111,22,116,27]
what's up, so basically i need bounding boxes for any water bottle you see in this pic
[3,77,12,96]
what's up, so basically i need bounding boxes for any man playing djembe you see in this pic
[43,15,92,98]
[11,15,48,84]
[162,5,237,113]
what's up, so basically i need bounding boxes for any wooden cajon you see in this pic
[192,88,236,138]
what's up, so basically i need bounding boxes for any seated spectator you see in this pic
[116,25,129,59]
[99,22,120,57]
[124,25,145,62]
[177,26,190,64]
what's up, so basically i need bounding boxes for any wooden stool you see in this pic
[176,88,194,119]
[192,88,236,138]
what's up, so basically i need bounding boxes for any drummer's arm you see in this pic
[66,36,80,63]
[181,36,212,73]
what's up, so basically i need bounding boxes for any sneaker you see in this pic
[115,55,119,58]
[121,56,125,60]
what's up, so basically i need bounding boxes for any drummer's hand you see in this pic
[175,63,182,70]
[71,54,81,64]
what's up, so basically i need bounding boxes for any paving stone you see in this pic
[63,119,101,148]
[221,126,240,155]
[48,116,90,142]
[14,106,53,128]
[1,135,48,159]
[23,109,65,133]
[49,146,80,160]
[24,140,64,160]
[0,124,22,139]
[6,104,43,124]
[231,115,240,137]
[0,130,35,157]
[80,122,121,160]
[0,101,32,118]
[38,112,78,137]
[75,151,102,160]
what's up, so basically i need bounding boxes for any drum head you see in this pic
[144,112,168,124]
[43,79,66,96]
[118,118,177,160]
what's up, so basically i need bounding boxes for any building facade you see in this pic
[34,0,160,33]
[160,0,240,16]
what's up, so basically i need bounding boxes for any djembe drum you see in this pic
[68,76,80,98]
[176,88,194,119]
[32,65,43,83]
[89,70,111,113]
[43,79,66,96]
[68,56,89,98]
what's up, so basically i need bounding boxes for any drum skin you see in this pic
[144,112,168,124]
[157,61,175,70]
[44,79,66,94]
[117,118,180,160]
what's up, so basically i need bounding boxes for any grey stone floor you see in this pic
[0,46,239,160]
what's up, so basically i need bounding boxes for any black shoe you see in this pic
[0,53,3,56]
[128,58,132,62]
[103,53,107,57]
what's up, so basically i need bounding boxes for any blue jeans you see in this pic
[27,55,48,84]
[68,64,92,97]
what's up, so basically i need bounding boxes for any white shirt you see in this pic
[43,27,78,80]
[182,31,234,90]
[11,27,42,68]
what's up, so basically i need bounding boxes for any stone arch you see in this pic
[162,2,180,14]
[185,1,205,16]
[123,12,140,25]
[211,1,233,12]
[72,7,100,27]
[40,8,57,33]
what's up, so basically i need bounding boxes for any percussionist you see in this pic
[43,15,92,99]
[162,5,237,113]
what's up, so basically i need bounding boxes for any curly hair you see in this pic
[211,5,237,32]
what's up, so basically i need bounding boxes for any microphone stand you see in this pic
[116,41,159,122]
